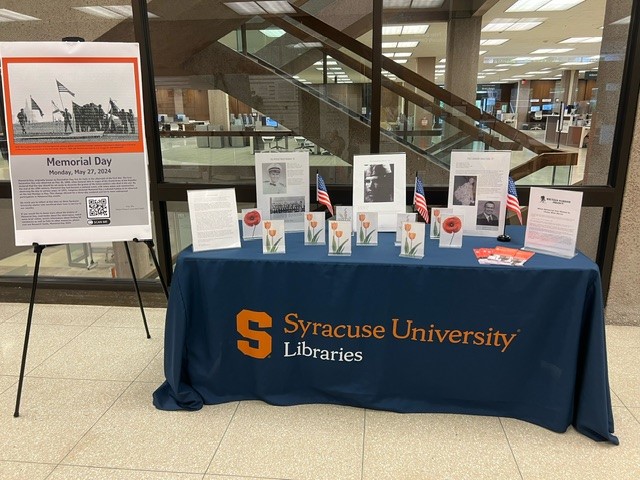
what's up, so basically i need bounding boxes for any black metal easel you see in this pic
[14,238,168,417]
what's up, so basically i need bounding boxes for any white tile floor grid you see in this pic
[0,302,638,480]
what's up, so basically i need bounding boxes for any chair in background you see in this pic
[273,135,286,150]
[530,111,543,130]
[261,136,275,150]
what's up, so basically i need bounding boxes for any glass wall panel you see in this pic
[150,0,372,188]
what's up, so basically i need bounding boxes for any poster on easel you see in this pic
[448,151,510,238]
[0,41,151,246]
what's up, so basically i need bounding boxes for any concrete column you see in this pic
[445,16,481,106]
[514,80,531,127]
[414,57,436,148]
[208,89,230,129]
[558,70,580,106]
[607,99,640,325]
[173,89,184,114]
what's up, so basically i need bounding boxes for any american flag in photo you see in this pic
[413,176,429,222]
[316,174,334,216]
[56,80,75,96]
[507,176,522,224]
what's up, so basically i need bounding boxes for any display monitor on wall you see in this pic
[530,106,541,113]
[542,104,553,112]
[175,113,186,122]
[264,117,278,127]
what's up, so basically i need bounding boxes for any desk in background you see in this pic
[153,228,617,444]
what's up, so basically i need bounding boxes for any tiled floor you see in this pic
[0,302,638,480]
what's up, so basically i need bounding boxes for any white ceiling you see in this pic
[0,0,626,88]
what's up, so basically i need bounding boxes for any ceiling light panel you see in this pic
[480,39,510,45]
[382,25,403,35]
[225,2,265,14]
[506,0,584,12]
[258,1,296,13]
[398,41,419,48]
[383,0,411,6]
[560,37,602,43]
[411,0,446,7]
[482,18,545,32]
[0,8,40,21]
[530,48,574,53]
[402,25,429,34]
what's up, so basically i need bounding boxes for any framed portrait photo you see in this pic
[352,153,406,231]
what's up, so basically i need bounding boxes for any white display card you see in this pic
[262,219,286,254]
[187,189,241,252]
[400,222,425,259]
[439,213,464,249]
[356,211,378,246]
[328,220,352,256]
[304,212,326,245]
[241,208,263,241]
[524,187,583,258]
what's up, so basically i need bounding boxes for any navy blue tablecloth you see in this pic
[153,227,617,444]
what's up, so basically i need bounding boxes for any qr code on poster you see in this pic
[86,196,110,219]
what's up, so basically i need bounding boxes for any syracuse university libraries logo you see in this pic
[236,309,521,362]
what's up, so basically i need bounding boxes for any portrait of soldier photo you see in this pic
[363,163,394,203]
[262,163,287,194]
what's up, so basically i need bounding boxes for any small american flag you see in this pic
[413,176,429,223]
[507,176,522,224]
[316,174,334,216]
[56,80,75,97]
[51,100,61,114]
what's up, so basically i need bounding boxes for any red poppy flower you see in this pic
[244,210,261,226]
[442,216,462,234]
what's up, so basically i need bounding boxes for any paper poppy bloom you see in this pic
[442,216,462,234]
[244,210,261,226]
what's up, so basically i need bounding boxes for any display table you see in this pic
[153,227,617,444]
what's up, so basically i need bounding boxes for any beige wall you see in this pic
[606,100,640,325]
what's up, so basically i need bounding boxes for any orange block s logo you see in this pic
[236,309,272,359]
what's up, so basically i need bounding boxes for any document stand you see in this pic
[13,239,168,417]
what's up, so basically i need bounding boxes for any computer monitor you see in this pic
[530,106,541,113]
[175,113,186,122]
[264,117,278,128]
[542,104,553,112]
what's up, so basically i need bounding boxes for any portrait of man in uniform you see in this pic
[263,163,287,194]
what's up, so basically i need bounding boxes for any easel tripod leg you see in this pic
[124,241,151,339]
[14,243,45,417]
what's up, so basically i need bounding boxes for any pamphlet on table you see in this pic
[474,246,535,266]
[187,189,240,252]
[524,186,583,258]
